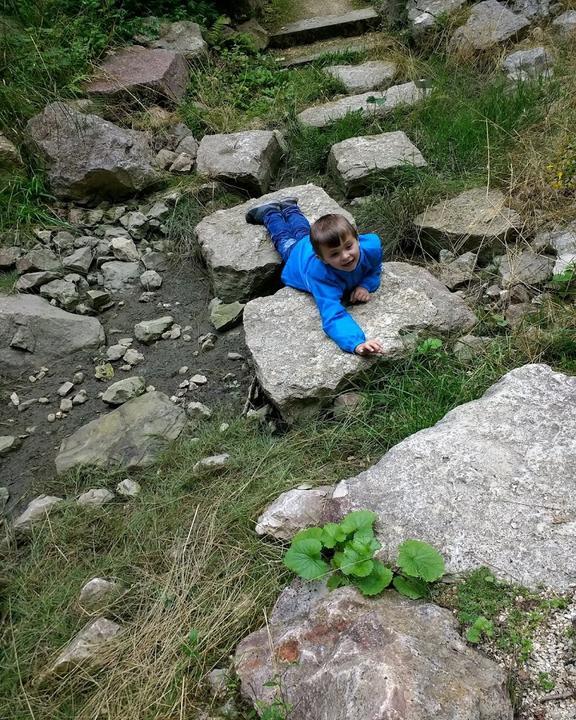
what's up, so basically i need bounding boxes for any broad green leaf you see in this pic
[393,575,429,599]
[352,560,393,596]
[352,531,381,554]
[340,545,373,577]
[283,539,329,580]
[326,573,347,590]
[465,616,494,644]
[292,527,323,543]
[397,539,445,582]
[321,523,347,549]
[339,510,377,536]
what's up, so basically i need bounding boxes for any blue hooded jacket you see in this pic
[281,233,383,353]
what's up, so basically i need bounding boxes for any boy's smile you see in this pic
[320,233,360,272]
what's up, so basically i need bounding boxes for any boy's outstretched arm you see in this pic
[310,278,382,355]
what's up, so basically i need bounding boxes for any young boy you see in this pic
[246,198,384,356]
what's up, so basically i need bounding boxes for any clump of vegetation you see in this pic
[284,510,445,598]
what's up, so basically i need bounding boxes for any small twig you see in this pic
[540,689,575,703]
[242,376,258,417]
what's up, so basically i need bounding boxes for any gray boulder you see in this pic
[79,578,123,611]
[408,0,467,31]
[152,20,208,60]
[134,315,173,343]
[46,617,123,676]
[39,279,80,310]
[101,261,141,292]
[26,102,158,201]
[433,251,477,290]
[85,45,188,103]
[235,584,513,720]
[195,184,354,303]
[498,249,555,286]
[450,1,530,53]
[0,436,21,456]
[55,391,186,474]
[63,246,93,274]
[328,131,427,197]
[209,298,245,330]
[15,271,59,292]
[102,376,146,405]
[12,495,64,534]
[243,263,477,421]
[510,0,549,18]
[16,247,60,273]
[77,488,115,507]
[552,10,576,34]
[502,46,554,81]
[324,60,397,93]
[0,296,104,377]
[196,130,285,195]
[0,246,22,269]
[255,485,334,540]
[330,364,576,590]
[534,223,576,274]
[413,188,522,256]
[110,237,140,262]
[297,82,424,128]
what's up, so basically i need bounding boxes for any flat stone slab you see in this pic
[450,1,530,53]
[328,131,427,196]
[330,364,576,590]
[324,60,397,93]
[195,184,354,303]
[151,20,208,60]
[55,391,186,474]
[297,81,424,128]
[235,584,513,720]
[196,130,285,195]
[273,31,389,68]
[413,188,522,256]
[244,262,477,421]
[270,8,380,48]
[502,46,553,81]
[0,295,105,377]
[85,45,188,103]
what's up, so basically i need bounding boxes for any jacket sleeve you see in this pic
[359,234,383,293]
[309,276,366,354]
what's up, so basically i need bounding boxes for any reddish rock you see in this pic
[85,46,189,104]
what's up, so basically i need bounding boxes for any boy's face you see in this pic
[319,232,360,271]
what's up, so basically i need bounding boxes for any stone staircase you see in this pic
[269,6,380,48]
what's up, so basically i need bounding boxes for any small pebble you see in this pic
[29,376,36,383]
[220,423,229,432]
[10,392,19,406]
[72,390,88,405]
[146,385,155,392]
[58,382,74,397]
[227,352,243,360]
[178,366,189,375]
[179,380,190,388]
[183,334,192,342]
[190,374,207,385]
[38,397,49,404]
[73,371,85,384]
[60,398,73,412]
[47,413,56,422]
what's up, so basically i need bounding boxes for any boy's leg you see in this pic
[282,204,311,242]
[262,208,298,263]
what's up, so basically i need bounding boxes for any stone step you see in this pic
[243,263,477,421]
[297,81,424,128]
[271,31,389,68]
[269,8,380,49]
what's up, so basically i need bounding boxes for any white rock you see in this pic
[102,376,146,405]
[77,488,115,507]
[106,344,126,361]
[192,453,229,475]
[140,269,163,290]
[134,316,173,343]
[116,478,141,497]
[79,577,122,611]
[47,617,123,676]
[110,236,141,262]
[190,374,207,385]
[13,494,64,533]
[324,60,397,93]
[73,389,88,405]
[186,401,212,419]
[123,348,144,366]
[0,435,21,456]
[255,485,333,540]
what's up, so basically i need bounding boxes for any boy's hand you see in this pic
[350,286,370,303]
[355,339,384,356]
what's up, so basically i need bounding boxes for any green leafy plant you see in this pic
[549,264,576,300]
[283,511,445,598]
[465,615,495,644]
[416,337,444,355]
[537,672,555,692]
[255,676,292,720]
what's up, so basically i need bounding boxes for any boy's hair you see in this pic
[310,214,358,256]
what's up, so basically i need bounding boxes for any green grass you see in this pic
[3,334,575,719]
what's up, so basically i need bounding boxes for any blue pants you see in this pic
[263,205,310,262]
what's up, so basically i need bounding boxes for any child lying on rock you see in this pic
[246,197,384,356]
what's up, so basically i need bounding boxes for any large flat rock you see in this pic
[297,81,424,128]
[85,45,188,103]
[195,184,354,303]
[196,130,285,195]
[328,131,427,196]
[324,60,397,93]
[0,295,105,377]
[244,262,477,421]
[55,391,186,474]
[25,103,158,201]
[235,584,512,720]
[330,364,576,590]
[450,1,530,53]
[270,8,380,48]
[413,188,522,256]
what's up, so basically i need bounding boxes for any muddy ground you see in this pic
[0,259,253,514]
